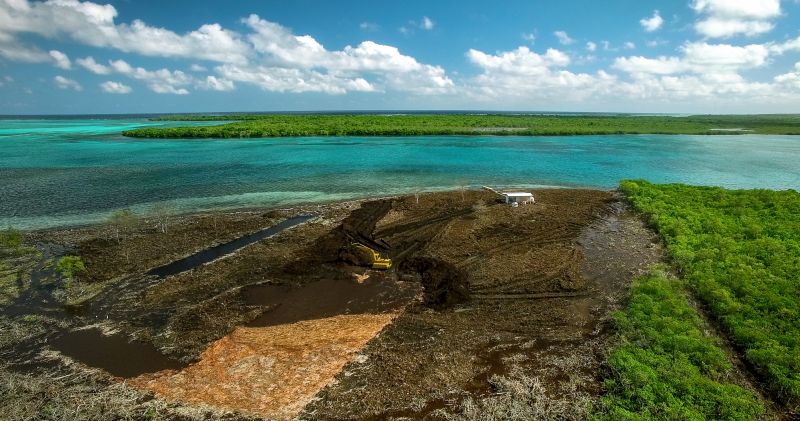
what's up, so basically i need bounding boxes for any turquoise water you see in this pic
[2,119,799,229]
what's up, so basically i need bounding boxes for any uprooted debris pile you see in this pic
[401,257,469,309]
[283,200,393,276]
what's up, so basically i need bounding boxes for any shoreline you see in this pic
[17,184,596,234]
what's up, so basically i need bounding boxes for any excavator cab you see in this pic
[350,243,392,270]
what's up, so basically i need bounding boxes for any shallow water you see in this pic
[50,328,185,378]
[2,119,799,229]
[243,277,418,327]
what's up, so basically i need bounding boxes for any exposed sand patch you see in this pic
[130,313,398,420]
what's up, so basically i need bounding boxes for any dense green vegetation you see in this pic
[622,180,800,409]
[597,268,764,420]
[122,114,800,138]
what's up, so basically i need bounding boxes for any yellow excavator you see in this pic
[349,243,393,270]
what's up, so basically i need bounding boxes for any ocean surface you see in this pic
[2,118,799,229]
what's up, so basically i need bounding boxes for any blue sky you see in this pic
[2,0,800,114]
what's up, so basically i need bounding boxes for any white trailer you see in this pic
[502,192,535,206]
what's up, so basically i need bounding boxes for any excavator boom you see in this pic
[351,243,392,270]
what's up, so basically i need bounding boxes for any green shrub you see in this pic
[596,269,764,420]
[56,256,86,280]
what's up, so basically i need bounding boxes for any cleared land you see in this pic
[121,114,800,138]
[0,186,783,420]
[302,190,666,419]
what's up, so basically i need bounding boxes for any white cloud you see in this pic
[197,75,234,91]
[683,42,769,69]
[768,36,800,54]
[465,46,618,104]
[240,15,453,94]
[467,47,570,74]
[521,32,536,44]
[695,18,775,38]
[76,56,110,74]
[49,50,71,69]
[692,0,781,20]
[216,64,374,94]
[54,75,81,90]
[398,17,434,36]
[640,10,664,32]
[612,73,773,102]
[624,42,636,50]
[244,15,327,68]
[691,0,781,38]
[189,64,207,72]
[442,34,779,110]
[109,59,191,94]
[609,41,777,104]
[646,39,670,48]
[359,22,379,32]
[614,42,770,76]
[0,31,50,62]
[334,42,432,72]
[554,30,574,45]
[774,62,800,89]
[0,3,451,97]
[99,80,131,94]
[421,16,434,30]
[586,41,597,52]
[0,0,251,64]
[614,56,687,75]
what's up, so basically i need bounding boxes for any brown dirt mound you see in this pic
[401,257,469,309]
[282,200,393,276]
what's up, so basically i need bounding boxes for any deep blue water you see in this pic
[1,119,799,229]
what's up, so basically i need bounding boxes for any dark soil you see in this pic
[300,191,665,420]
[2,189,666,420]
[401,257,469,310]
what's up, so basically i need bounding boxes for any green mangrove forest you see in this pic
[122,114,800,138]
[598,268,764,420]
[621,181,800,412]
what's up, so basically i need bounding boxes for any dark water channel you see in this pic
[147,214,316,278]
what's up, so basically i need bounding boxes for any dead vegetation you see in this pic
[2,189,665,420]
[0,362,261,421]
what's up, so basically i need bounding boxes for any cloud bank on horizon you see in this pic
[1,0,800,113]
